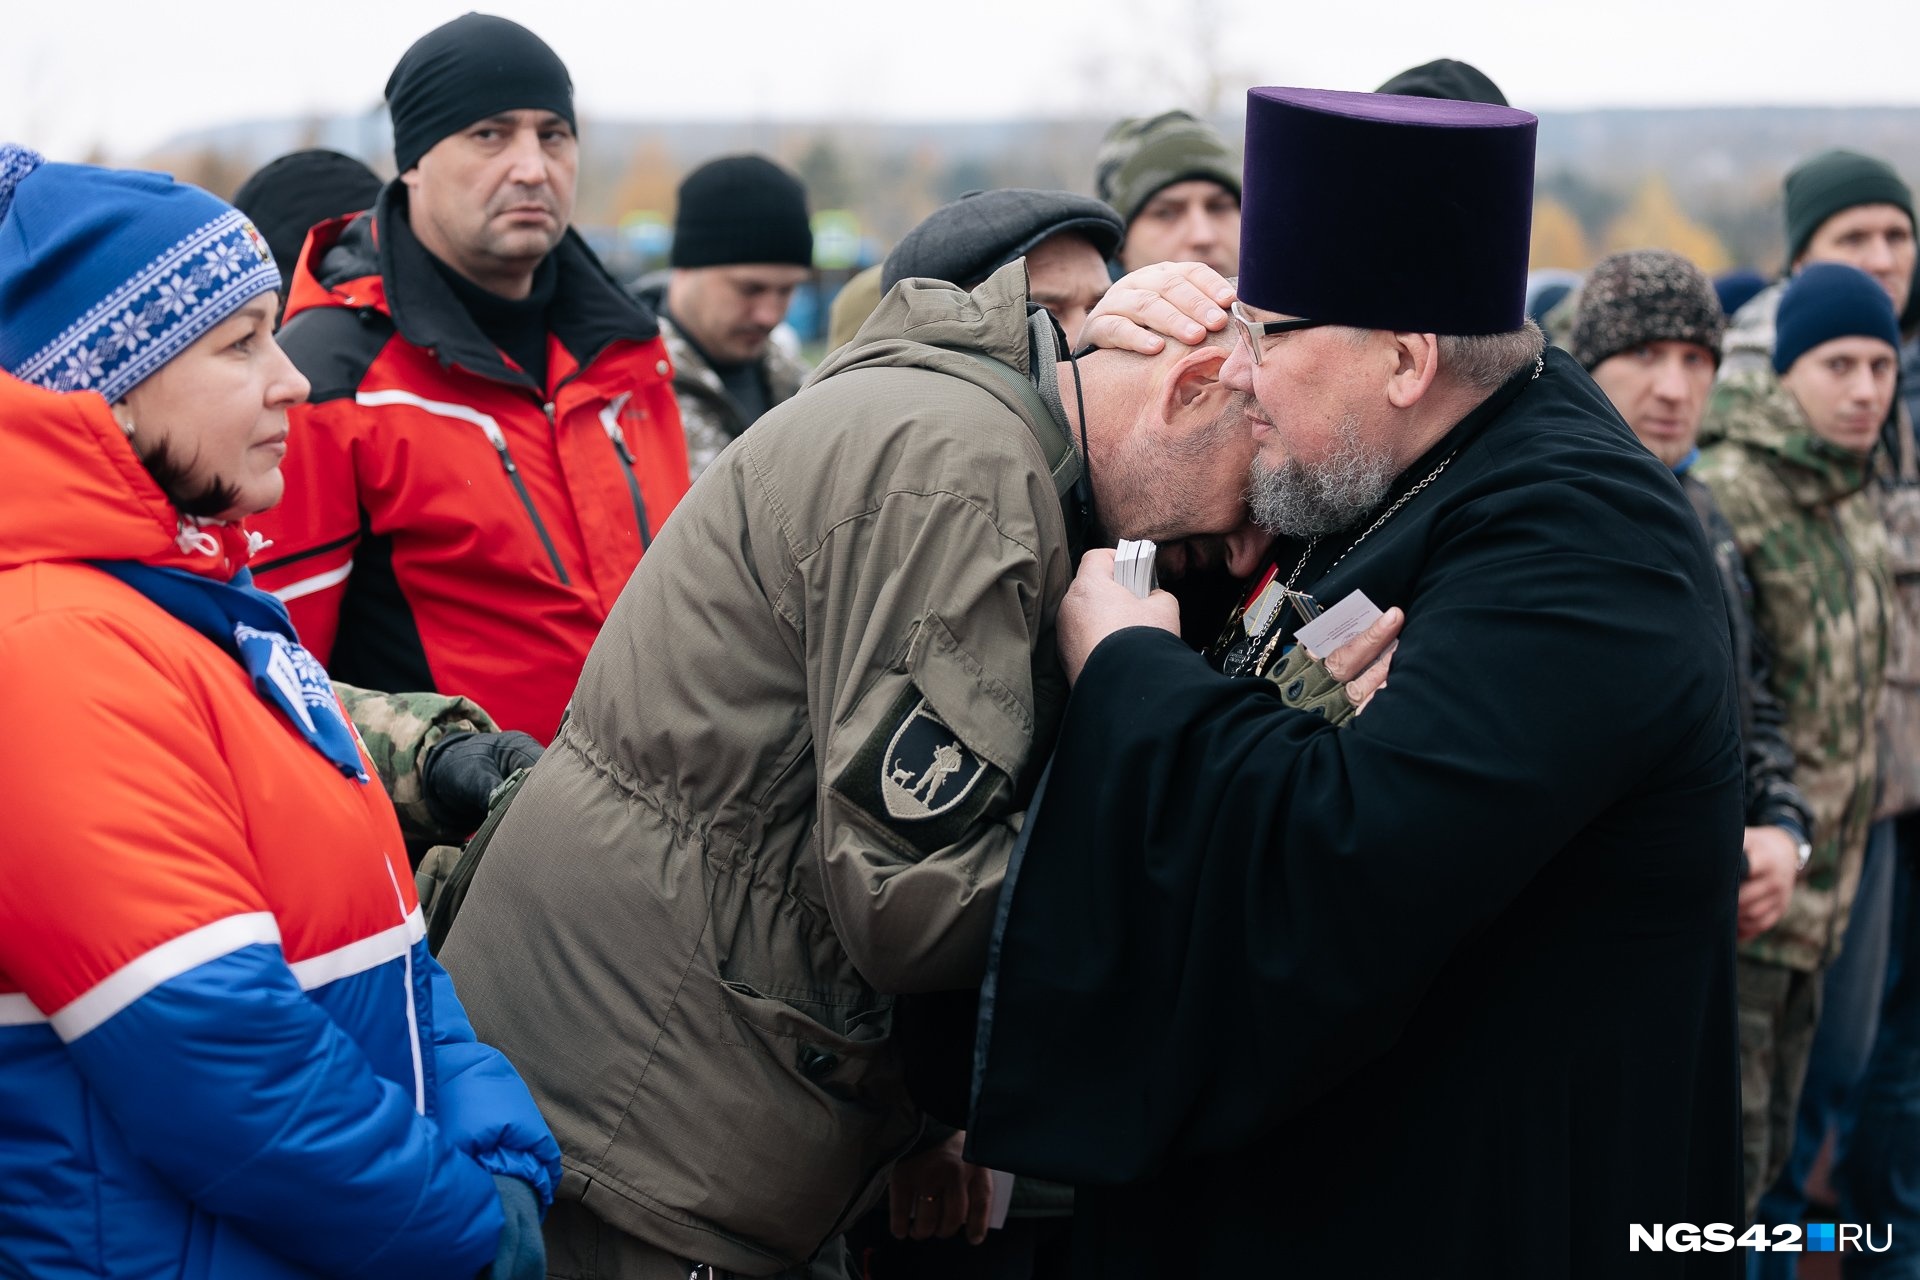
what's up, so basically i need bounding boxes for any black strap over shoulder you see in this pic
[421,764,533,955]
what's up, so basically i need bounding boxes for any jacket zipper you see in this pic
[585,395,653,550]
[486,417,571,585]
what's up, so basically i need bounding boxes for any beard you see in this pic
[1247,412,1399,538]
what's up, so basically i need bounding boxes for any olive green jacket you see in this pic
[439,262,1077,1272]
[1697,371,1892,972]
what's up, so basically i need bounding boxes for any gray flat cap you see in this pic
[882,189,1125,292]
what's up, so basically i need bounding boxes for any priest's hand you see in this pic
[889,1129,994,1245]
[1737,826,1799,940]
[1059,548,1182,684]
[1077,261,1235,356]
[1314,607,1405,715]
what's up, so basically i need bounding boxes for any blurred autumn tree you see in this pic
[1530,197,1592,269]
[148,147,253,200]
[1603,176,1731,273]
[603,137,680,225]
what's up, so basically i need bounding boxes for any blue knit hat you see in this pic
[1773,261,1901,375]
[0,144,281,404]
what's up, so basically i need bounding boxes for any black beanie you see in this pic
[669,155,813,269]
[1773,262,1901,374]
[1784,149,1915,267]
[1375,58,1509,107]
[386,13,575,173]
[231,149,384,286]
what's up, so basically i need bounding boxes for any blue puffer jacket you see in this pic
[0,373,562,1278]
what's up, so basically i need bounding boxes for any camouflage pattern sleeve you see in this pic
[334,682,499,850]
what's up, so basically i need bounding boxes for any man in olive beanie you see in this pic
[1094,110,1241,276]
[1722,148,1914,378]
[640,154,814,480]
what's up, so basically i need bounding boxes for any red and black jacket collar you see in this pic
[289,179,660,391]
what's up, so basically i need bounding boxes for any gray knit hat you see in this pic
[1094,110,1241,226]
[1568,250,1725,371]
[881,189,1123,292]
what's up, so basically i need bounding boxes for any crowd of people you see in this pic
[3,11,1919,1280]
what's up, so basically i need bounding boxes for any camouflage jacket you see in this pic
[1697,371,1893,972]
[1722,286,1920,820]
[658,313,809,482]
[1681,473,1813,839]
[334,682,499,855]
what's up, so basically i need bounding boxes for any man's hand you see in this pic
[888,1130,994,1245]
[422,730,543,833]
[1058,548,1182,684]
[1078,262,1235,355]
[1313,607,1404,715]
[1738,826,1800,941]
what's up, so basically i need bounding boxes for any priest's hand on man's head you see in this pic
[1078,261,1235,356]
[1058,548,1182,684]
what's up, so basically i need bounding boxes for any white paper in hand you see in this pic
[1292,589,1383,658]
[989,1169,1015,1230]
[1113,539,1158,598]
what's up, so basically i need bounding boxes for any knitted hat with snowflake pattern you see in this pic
[0,144,280,404]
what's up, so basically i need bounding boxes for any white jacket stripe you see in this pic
[286,908,427,991]
[50,913,282,1042]
[0,993,46,1026]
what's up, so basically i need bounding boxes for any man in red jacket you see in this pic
[251,13,689,741]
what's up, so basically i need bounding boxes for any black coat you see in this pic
[967,350,1746,1278]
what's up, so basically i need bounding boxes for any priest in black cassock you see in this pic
[967,88,1745,1278]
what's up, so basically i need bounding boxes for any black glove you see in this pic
[423,730,543,834]
[482,1175,545,1280]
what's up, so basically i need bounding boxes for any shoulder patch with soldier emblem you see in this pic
[836,686,1007,855]
[882,697,988,820]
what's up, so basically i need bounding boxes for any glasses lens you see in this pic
[1229,303,1262,366]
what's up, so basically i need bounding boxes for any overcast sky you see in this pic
[7,0,1919,161]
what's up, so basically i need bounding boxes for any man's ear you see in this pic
[1386,332,1441,409]
[1161,345,1231,422]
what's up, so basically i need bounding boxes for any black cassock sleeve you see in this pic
[966,475,1738,1185]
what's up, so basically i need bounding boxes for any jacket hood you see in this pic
[811,260,1044,398]
[1702,367,1873,507]
[809,261,1083,505]
[0,372,255,578]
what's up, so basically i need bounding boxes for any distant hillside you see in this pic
[143,106,1920,275]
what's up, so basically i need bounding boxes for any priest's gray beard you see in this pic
[1247,413,1399,538]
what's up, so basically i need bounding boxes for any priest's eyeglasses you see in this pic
[1230,301,1331,365]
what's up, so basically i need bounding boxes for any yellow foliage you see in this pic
[1602,177,1731,274]
[610,139,680,224]
[1530,198,1591,270]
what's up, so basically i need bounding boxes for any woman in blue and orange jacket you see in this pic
[0,146,560,1279]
